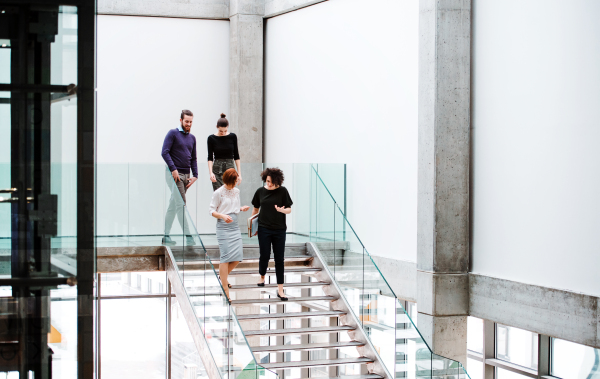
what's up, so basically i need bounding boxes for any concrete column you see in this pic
[416,0,471,365]
[229,0,264,163]
[229,0,265,229]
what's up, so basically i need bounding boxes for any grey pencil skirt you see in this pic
[216,213,243,263]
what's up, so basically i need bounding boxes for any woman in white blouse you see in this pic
[209,168,249,298]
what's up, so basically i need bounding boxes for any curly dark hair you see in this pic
[260,167,284,187]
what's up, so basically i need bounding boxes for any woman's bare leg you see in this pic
[258,275,266,285]
[219,262,230,298]
[278,283,285,297]
[228,261,240,274]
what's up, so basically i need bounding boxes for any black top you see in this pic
[207,133,240,161]
[251,186,293,230]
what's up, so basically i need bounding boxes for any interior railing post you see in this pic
[167,277,172,379]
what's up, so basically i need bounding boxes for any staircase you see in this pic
[162,164,469,379]
[166,242,390,379]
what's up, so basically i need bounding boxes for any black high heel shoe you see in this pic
[257,282,265,287]
[277,293,288,301]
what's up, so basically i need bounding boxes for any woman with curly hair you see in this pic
[251,167,293,301]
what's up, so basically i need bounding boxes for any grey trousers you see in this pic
[164,170,191,236]
[212,159,236,191]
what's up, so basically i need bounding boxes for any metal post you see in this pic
[167,278,172,379]
[537,335,550,378]
[483,320,495,379]
[97,274,101,379]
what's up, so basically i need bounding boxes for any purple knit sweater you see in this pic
[161,128,198,177]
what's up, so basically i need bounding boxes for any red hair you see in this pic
[222,168,238,187]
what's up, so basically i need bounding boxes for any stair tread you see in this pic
[230,296,335,305]
[228,267,320,275]
[230,282,329,290]
[178,254,312,265]
[252,341,364,353]
[186,282,330,296]
[287,376,381,379]
[244,325,354,336]
[237,310,344,320]
[260,357,373,370]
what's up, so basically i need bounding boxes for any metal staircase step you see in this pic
[286,376,383,379]
[244,325,354,337]
[177,254,312,265]
[287,376,383,379]
[251,341,364,353]
[186,282,330,297]
[237,310,344,321]
[229,281,329,290]
[260,357,374,370]
[230,296,335,305]
[228,267,321,275]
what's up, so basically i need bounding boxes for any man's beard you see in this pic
[181,123,191,133]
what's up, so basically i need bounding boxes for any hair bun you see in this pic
[220,113,226,118]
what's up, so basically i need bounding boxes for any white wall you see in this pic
[264,0,419,262]
[471,0,600,297]
[97,15,230,236]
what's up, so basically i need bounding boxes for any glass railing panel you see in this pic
[312,163,346,215]
[331,204,365,324]
[97,164,129,241]
[230,313,259,379]
[431,353,461,379]
[0,161,9,275]
[310,165,336,244]
[128,163,167,244]
[415,348,432,379]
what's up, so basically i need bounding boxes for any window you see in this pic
[496,324,538,370]
[467,317,484,354]
[466,358,483,379]
[552,338,600,378]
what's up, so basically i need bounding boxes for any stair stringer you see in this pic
[306,242,393,379]
[165,247,222,379]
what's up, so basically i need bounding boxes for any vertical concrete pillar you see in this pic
[229,0,265,228]
[417,0,471,365]
[229,0,264,163]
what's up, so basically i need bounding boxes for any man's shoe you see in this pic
[162,236,176,246]
[185,235,196,246]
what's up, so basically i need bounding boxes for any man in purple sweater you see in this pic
[161,109,198,245]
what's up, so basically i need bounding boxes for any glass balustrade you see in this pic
[309,165,470,379]
[93,162,469,379]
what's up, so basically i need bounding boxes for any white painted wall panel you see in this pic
[264,0,419,261]
[471,0,600,296]
[97,15,229,236]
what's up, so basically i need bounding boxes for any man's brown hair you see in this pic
[181,109,193,119]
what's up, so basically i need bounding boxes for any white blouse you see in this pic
[209,186,241,216]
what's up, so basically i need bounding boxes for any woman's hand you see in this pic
[240,206,250,212]
[209,172,216,183]
[275,205,291,214]
[237,174,242,185]
[222,214,233,223]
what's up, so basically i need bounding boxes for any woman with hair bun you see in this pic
[251,167,293,301]
[207,113,242,191]
[209,168,250,299]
